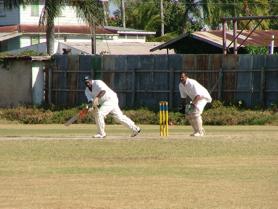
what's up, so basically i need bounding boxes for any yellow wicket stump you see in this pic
[159,101,169,136]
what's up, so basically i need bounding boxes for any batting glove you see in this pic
[88,107,94,112]
[185,102,196,115]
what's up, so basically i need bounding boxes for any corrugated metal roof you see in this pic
[193,30,278,48]
[104,26,156,35]
[59,41,175,55]
[150,30,278,52]
[0,55,50,61]
[0,24,157,36]
[0,32,21,41]
[0,24,114,35]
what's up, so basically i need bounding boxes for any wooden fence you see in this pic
[46,54,278,110]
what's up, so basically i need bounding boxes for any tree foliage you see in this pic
[120,0,277,37]
[205,0,273,30]
[5,0,278,53]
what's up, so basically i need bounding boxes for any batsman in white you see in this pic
[84,76,141,138]
[179,72,212,137]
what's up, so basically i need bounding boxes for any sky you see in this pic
[109,1,118,16]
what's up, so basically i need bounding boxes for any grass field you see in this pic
[0,124,277,209]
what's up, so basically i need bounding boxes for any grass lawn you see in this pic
[0,124,277,209]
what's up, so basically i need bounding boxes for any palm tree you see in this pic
[125,0,161,32]
[5,0,103,55]
[269,0,278,29]
[109,0,126,28]
[202,0,271,30]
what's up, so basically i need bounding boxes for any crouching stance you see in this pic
[179,72,212,137]
[84,76,141,138]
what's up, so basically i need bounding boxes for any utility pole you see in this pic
[269,35,275,54]
[160,0,164,36]
[91,21,96,54]
[121,0,126,28]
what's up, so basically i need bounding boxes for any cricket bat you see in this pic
[64,108,89,126]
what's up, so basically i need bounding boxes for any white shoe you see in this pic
[93,133,106,138]
[190,132,197,136]
[192,131,204,137]
[131,127,141,137]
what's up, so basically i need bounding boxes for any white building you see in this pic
[0,1,160,54]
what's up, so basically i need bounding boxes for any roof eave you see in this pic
[191,34,224,49]
[150,33,188,52]
[118,31,156,35]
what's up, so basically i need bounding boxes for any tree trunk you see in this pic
[103,1,108,26]
[46,22,55,55]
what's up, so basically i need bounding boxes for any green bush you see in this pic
[124,108,157,124]
[203,107,275,125]
[2,107,53,124]
[245,46,269,55]
[0,105,277,125]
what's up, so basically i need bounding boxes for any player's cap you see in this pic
[84,76,90,82]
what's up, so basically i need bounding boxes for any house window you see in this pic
[31,0,39,16]
[31,36,39,45]
[127,35,136,40]
[0,0,5,17]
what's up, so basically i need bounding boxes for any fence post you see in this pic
[43,61,52,105]
[218,68,223,100]
[131,68,136,107]
[169,63,174,110]
[260,67,265,107]
[48,65,52,104]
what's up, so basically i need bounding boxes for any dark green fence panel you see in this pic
[48,54,278,109]
[265,56,278,106]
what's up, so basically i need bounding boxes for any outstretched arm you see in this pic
[93,90,106,107]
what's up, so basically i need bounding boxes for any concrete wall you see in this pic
[0,60,32,107]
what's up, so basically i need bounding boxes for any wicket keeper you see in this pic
[84,76,141,138]
[179,72,212,137]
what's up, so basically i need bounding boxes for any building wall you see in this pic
[0,59,32,107]
[0,7,19,25]
[0,37,20,52]
[0,4,86,26]
[20,35,46,48]
[19,5,85,25]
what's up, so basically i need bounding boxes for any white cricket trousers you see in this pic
[94,97,138,135]
[187,98,208,134]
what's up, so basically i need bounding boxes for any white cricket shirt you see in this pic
[179,78,212,102]
[85,80,117,105]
